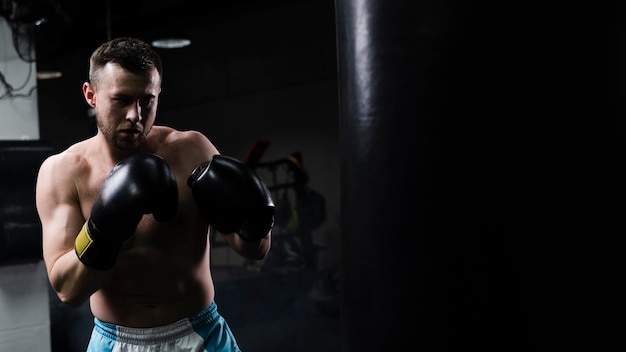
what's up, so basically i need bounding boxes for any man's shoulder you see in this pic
[153,126,211,148]
[154,125,204,137]
[150,126,218,168]
[56,140,93,163]
[36,147,84,199]
[39,147,86,178]
[41,138,102,174]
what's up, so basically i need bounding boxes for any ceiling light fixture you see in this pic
[36,70,62,80]
[151,37,191,49]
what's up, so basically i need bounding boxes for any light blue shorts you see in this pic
[87,301,241,352]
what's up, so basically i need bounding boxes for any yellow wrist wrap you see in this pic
[75,222,93,259]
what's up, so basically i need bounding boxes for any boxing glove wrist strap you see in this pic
[75,222,123,271]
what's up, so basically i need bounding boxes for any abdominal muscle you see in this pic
[89,215,216,328]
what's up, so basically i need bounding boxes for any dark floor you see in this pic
[214,265,340,352]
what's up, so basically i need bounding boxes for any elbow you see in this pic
[52,282,89,307]
[253,233,272,260]
[57,291,89,307]
[60,297,85,307]
[249,249,269,261]
[243,232,271,260]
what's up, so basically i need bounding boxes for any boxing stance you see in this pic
[36,37,273,352]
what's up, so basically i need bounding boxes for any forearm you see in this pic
[49,249,109,306]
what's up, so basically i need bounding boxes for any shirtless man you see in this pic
[35,37,274,352]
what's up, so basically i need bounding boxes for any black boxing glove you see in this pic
[187,155,275,242]
[75,153,178,270]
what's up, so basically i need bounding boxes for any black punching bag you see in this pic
[336,1,445,350]
[336,1,528,350]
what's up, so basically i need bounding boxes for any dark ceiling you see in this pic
[3,0,329,62]
[3,0,338,110]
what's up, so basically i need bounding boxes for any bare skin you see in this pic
[36,63,270,328]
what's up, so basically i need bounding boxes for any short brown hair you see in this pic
[89,37,163,87]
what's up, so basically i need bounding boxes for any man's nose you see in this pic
[126,102,142,123]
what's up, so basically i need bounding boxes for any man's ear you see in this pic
[82,82,96,108]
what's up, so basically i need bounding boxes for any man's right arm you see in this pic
[36,153,109,306]
[36,152,179,306]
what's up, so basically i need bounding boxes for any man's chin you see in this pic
[113,139,142,151]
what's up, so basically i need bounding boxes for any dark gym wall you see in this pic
[336,1,622,351]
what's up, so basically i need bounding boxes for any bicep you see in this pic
[36,157,85,274]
